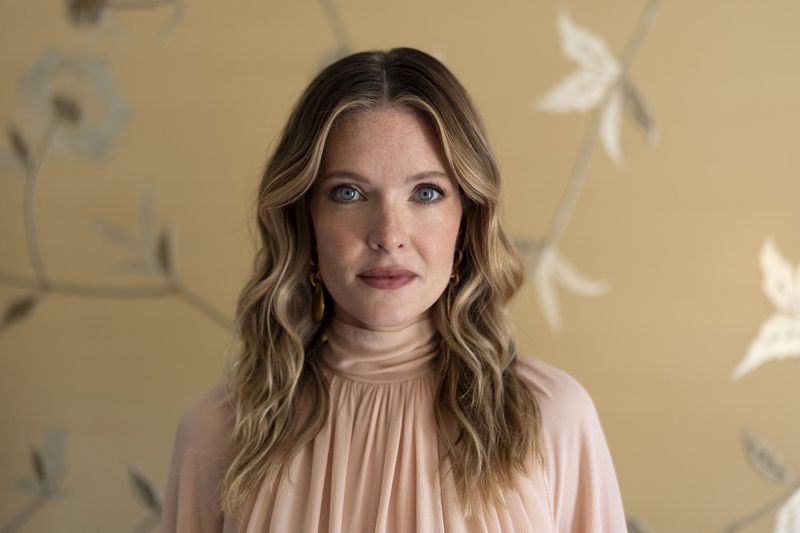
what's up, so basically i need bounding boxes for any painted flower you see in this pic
[18,48,131,160]
[534,10,657,165]
[518,240,610,333]
[731,237,800,380]
[15,429,67,495]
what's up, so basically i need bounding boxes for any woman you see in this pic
[160,47,626,532]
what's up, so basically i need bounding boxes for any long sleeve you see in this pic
[515,357,627,533]
[160,383,233,533]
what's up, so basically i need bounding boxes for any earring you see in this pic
[446,248,463,316]
[309,257,325,322]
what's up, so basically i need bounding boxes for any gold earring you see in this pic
[309,258,325,322]
[446,248,463,316]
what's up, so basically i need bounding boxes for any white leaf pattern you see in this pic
[533,246,610,333]
[761,236,800,316]
[556,9,619,75]
[600,87,625,164]
[732,237,800,380]
[535,10,620,112]
[775,486,800,533]
[732,312,800,380]
[534,10,624,164]
[535,68,614,113]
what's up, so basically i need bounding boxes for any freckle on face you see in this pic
[309,106,463,329]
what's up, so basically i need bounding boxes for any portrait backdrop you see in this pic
[1,1,799,532]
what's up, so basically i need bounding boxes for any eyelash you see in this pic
[328,183,447,204]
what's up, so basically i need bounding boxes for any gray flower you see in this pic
[19,48,131,160]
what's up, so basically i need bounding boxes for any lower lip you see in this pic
[358,275,416,289]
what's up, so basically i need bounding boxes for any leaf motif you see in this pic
[3,295,38,328]
[556,9,620,74]
[775,486,800,533]
[760,236,800,317]
[600,87,624,165]
[535,69,615,113]
[533,246,610,333]
[534,10,620,114]
[92,221,137,248]
[623,79,658,144]
[741,430,795,484]
[14,478,39,494]
[156,224,174,278]
[7,124,32,174]
[31,445,49,493]
[731,312,800,380]
[42,429,67,486]
[626,515,655,533]
[128,463,163,515]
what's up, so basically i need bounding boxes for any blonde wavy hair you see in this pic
[221,47,543,518]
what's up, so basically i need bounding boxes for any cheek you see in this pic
[416,209,462,277]
[312,212,361,281]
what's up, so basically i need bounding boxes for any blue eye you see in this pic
[329,184,363,203]
[415,185,444,203]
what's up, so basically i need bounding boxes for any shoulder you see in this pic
[174,382,236,455]
[512,354,600,436]
[513,355,627,526]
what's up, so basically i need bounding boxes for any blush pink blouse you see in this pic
[160,316,627,532]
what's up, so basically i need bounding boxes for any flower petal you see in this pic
[600,87,624,165]
[551,247,610,297]
[535,69,614,113]
[532,246,610,334]
[731,312,800,380]
[760,236,800,316]
[775,486,800,533]
[557,9,620,74]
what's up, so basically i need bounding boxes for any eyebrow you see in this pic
[318,170,451,184]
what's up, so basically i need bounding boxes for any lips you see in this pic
[357,267,417,289]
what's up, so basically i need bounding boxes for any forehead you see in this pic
[319,106,450,179]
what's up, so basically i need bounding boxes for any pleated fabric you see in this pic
[160,315,627,533]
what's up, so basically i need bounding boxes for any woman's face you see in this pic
[309,106,463,329]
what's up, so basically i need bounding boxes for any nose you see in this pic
[367,202,409,252]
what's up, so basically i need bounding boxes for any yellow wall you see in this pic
[1,1,799,531]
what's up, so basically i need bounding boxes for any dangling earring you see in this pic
[446,248,463,316]
[309,256,325,322]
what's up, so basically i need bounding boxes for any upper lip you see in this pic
[358,266,417,277]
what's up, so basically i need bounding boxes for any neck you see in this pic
[318,312,439,383]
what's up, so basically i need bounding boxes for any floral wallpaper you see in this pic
[1,1,798,531]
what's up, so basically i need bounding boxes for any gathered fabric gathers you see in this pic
[160,315,627,532]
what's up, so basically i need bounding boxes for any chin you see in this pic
[339,304,429,330]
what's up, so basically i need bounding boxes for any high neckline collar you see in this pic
[318,315,439,383]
